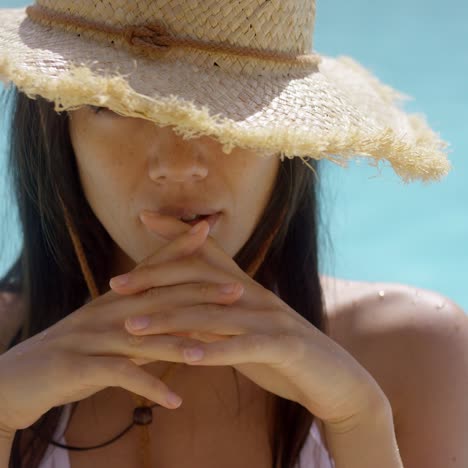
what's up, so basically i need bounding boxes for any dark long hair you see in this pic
[0,86,330,468]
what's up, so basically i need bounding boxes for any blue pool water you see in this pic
[0,0,466,311]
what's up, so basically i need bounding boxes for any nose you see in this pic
[147,131,209,184]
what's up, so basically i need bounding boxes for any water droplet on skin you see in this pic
[39,331,48,341]
[378,290,385,299]
[436,301,446,310]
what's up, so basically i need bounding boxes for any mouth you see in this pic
[179,212,221,231]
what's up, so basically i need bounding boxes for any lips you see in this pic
[180,212,221,231]
[141,204,222,232]
[157,206,219,218]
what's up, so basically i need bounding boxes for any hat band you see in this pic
[26,4,321,68]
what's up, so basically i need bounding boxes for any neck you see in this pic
[71,364,274,443]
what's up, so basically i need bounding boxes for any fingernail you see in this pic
[184,347,205,362]
[126,316,151,330]
[220,283,238,294]
[110,274,130,288]
[166,392,183,407]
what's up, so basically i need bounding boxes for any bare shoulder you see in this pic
[0,292,25,353]
[320,274,465,343]
[319,275,467,418]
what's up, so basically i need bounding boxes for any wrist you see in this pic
[323,388,392,435]
[323,401,403,468]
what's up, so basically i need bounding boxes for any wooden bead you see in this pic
[133,406,153,426]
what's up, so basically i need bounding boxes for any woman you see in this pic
[0,1,466,468]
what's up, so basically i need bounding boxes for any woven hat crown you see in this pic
[0,0,451,182]
[35,0,316,55]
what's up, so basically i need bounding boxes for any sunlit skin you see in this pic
[66,105,282,426]
[66,107,389,450]
[4,106,459,468]
[68,106,281,279]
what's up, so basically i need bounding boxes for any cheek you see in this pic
[70,111,141,181]
[70,115,139,207]
[238,156,280,214]
[74,147,124,217]
[225,155,280,254]
[74,151,150,264]
[69,117,148,260]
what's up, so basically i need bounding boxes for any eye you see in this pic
[87,105,122,118]
[88,105,106,114]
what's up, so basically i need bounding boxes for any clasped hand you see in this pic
[108,211,389,429]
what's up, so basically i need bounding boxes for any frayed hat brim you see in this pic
[0,8,451,183]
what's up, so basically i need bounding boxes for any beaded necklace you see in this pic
[47,202,284,467]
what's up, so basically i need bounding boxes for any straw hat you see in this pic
[0,1,451,183]
[0,3,453,467]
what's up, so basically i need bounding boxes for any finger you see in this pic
[138,218,210,265]
[84,329,302,369]
[168,331,230,343]
[139,212,247,278]
[180,333,306,367]
[83,281,245,332]
[78,356,183,409]
[109,256,244,296]
[124,302,275,338]
[74,329,208,369]
[140,210,191,238]
[124,284,246,334]
[110,221,210,292]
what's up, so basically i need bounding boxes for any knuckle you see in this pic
[61,309,87,333]
[195,303,224,323]
[276,333,306,361]
[244,334,269,353]
[174,336,198,354]
[208,303,225,318]
[66,307,83,323]
[272,309,294,329]
[174,340,186,355]
[51,330,81,351]
[106,358,138,386]
[111,359,140,386]
[134,262,151,274]
[134,264,155,280]
[155,308,172,324]
[143,286,162,300]
[126,333,146,347]
[198,283,211,299]
[184,256,201,269]
[114,358,136,376]
[75,298,116,330]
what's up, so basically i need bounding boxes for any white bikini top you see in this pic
[38,404,335,468]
